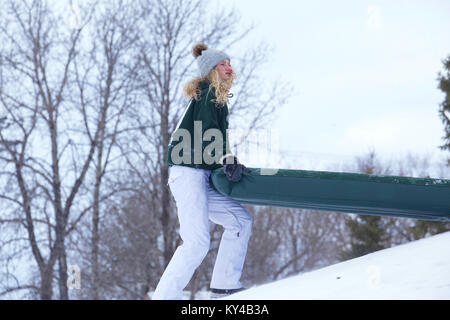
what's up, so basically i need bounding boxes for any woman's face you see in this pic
[216,59,232,81]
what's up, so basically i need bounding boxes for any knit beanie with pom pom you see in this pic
[192,43,230,78]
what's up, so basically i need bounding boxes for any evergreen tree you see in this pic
[404,55,450,240]
[406,220,450,241]
[340,215,391,261]
[437,54,450,164]
[339,151,392,261]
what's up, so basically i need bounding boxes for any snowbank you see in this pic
[227,231,450,300]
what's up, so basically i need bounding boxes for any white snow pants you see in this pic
[152,165,252,300]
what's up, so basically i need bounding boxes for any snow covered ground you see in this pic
[226,231,450,300]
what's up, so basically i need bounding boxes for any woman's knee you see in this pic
[238,210,252,238]
[240,209,252,227]
[183,238,210,260]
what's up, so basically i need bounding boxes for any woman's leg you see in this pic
[207,183,252,290]
[152,166,211,300]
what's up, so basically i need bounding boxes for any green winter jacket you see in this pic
[167,80,230,170]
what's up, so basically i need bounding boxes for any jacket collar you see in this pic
[198,80,211,90]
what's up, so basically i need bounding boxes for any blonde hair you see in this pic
[183,67,236,106]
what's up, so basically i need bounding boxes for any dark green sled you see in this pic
[210,168,450,221]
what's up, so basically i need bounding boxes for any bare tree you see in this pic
[74,0,142,300]
[243,206,284,284]
[1,0,290,300]
[0,0,115,299]
[52,0,146,300]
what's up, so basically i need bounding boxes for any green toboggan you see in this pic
[210,168,450,221]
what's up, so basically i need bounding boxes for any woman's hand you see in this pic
[222,155,251,182]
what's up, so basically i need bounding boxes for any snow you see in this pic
[226,231,450,300]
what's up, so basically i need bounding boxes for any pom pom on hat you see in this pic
[192,43,208,58]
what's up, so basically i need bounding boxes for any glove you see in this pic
[222,155,250,182]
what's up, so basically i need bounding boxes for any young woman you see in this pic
[152,43,252,300]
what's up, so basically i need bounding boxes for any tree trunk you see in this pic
[160,105,172,266]
[92,135,104,300]
[40,266,54,300]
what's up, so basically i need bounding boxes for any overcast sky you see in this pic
[223,0,450,172]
